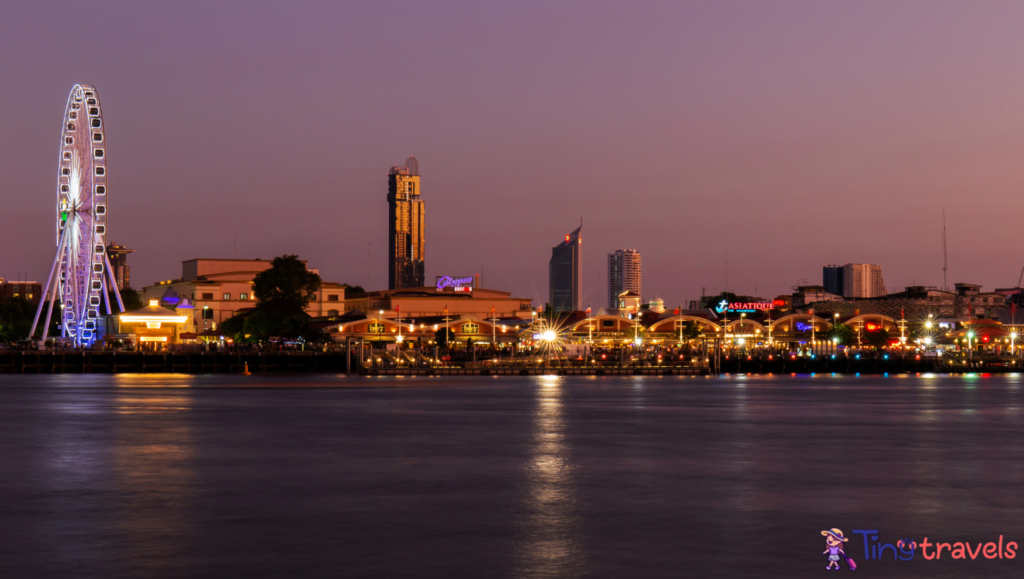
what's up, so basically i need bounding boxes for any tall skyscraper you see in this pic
[106,242,134,290]
[549,223,582,312]
[608,249,641,308]
[387,156,425,289]
[823,264,844,296]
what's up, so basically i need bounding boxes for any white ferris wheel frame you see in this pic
[29,84,125,346]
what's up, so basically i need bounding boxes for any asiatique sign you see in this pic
[714,300,776,314]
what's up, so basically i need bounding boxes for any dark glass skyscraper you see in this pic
[823,264,844,296]
[549,223,582,312]
[387,157,425,289]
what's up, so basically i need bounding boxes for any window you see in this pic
[95,167,105,176]
[328,309,339,316]
[68,112,77,120]
[602,320,615,328]
[223,293,231,300]
[62,168,70,176]
[202,292,213,300]
[65,136,73,145]
[95,185,105,195]
[91,118,101,128]
[63,151,72,160]
[87,98,96,105]
[95,244,104,254]
[202,308,214,320]
[95,205,105,215]
[239,293,248,301]
[327,294,339,302]
[94,148,104,158]
[93,133,103,142]
[89,107,98,116]
[66,123,75,131]
[95,225,105,234]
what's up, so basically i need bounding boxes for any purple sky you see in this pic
[4,1,1024,307]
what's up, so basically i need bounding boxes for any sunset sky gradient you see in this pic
[3,1,1024,306]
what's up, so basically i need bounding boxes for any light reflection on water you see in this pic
[515,375,583,577]
[111,389,196,574]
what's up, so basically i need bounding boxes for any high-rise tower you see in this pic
[608,249,641,308]
[387,156,425,289]
[107,243,134,290]
[549,223,582,312]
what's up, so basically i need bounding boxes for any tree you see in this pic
[108,287,142,312]
[828,323,855,345]
[680,321,703,341]
[864,329,891,351]
[344,284,366,296]
[435,327,455,348]
[252,255,322,310]
[0,296,34,342]
[241,311,310,342]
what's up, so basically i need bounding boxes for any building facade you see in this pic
[805,284,1007,320]
[387,157,425,290]
[0,278,42,306]
[141,259,348,333]
[608,248,641,308]
[549,223,582,312]
[106,243,134,290]
[347,286,534,320]
[843,263,886,298]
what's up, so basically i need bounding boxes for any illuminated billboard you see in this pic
[436,276,473,292]
[714,300,776,314]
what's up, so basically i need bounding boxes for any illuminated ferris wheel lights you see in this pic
[28,84,125,347]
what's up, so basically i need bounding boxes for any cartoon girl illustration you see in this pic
[821,528,852,570]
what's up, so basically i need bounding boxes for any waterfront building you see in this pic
[0,278,42,305]
[112,299,187,348]
[141,259,348,333]
[549,223,583,312]
[346,285,533,320]
[387,157,425,290]
[607,249,641,308]
[106,243,134,290]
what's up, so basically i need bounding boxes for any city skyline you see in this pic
[4,3,1024,307]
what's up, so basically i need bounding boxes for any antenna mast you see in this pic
[942,210,948,291]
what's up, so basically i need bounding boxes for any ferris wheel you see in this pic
[29,84,124,346]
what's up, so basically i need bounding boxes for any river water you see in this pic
[0,373,1021,578]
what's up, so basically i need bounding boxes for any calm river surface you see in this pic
[0,373,1022,578]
